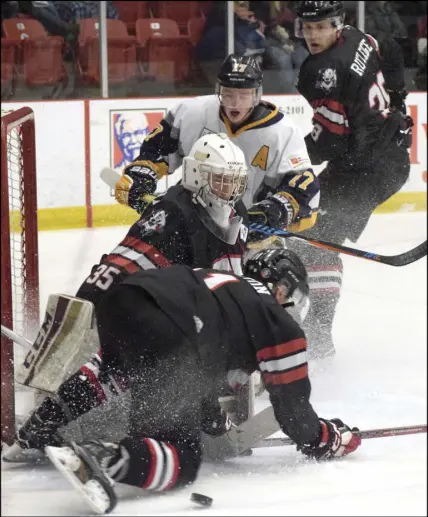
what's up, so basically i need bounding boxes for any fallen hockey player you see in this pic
[3,125,320,463]
[44,249,361,515]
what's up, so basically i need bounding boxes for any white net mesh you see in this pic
[7,118,26,340]
[1,108,39,436]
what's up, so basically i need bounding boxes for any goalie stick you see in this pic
[248,223,427,267]
[100,166,121,189]
[1,325,31,349]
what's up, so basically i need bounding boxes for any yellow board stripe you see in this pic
[8,192,427,232]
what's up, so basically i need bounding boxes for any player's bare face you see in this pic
[302,20,338,54]
[220,87,254,124]
[274,284,290,306]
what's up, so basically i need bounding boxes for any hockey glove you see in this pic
[297,418,361,460]
[201,397,233,437]
[248,192,297,228]
[115,163,158,214]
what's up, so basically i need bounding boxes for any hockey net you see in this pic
[1,107,40,445]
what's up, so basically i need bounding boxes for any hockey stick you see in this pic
[99,166,427,267]
[248,223,427,266]
[254,424,427,449]
[1,324,31,349]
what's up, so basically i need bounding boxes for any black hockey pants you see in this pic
[289,144,410,357]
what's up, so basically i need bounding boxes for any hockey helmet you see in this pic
[216,54,263,107]
[182,132,247,205]
[182,133,248,244]
[245,248,310,321]
[295,1,345,38]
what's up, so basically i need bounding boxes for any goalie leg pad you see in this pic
[16,294,98,393]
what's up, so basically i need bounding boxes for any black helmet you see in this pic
[244,248,309,311]
[295,1,345,37]
[296,1,344,21]
[217,54,263,89]
[216,54,263,109]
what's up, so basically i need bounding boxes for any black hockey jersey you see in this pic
[297,26,405,165]
[77,185,248,308]
[122,265,321,446]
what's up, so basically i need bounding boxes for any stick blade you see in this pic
[100,167,121,189]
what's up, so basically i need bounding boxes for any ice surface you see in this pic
[2,212,427,516]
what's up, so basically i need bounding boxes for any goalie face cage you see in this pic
[1,107,40,445]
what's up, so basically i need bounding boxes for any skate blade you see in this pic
[45,446,111,515]
[2,442,48,464]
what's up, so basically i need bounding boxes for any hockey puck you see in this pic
[190,492,213,508]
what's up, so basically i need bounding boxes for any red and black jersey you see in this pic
[76,185,247,308]
[122,265,321,445]
[297,26,404,165]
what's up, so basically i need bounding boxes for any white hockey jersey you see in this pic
[134,94,320,230]
[166,95,316,208]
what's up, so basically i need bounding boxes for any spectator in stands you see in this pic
[196,2,299,92]
[14,1,79,50]
[195,3,261,86]
[196,3,263,62]
[365,1,408,43]
[1,1,19,23]
[249,1,308,91]
[52,1,118,24]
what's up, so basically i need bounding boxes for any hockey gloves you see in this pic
[248,192,297,228]
[115,163,158,214]
[298,418,361,460]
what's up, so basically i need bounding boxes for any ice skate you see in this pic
[45,440,117,515]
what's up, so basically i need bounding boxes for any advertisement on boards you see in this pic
[110,109,166,170]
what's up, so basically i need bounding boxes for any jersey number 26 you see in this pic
[369,71,390,111]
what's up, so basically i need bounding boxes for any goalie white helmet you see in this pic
[182,133,248,244]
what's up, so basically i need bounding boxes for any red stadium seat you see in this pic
[135,18,180,46]
[135,18,192,82]
[78,18,132,42]
[2,19,66,87]
[77,19,137,84]
[22,37,66,86]
[113,1,150,34]
[2,18,48,40]
[107,18,132,38]
[152,1,202,33]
